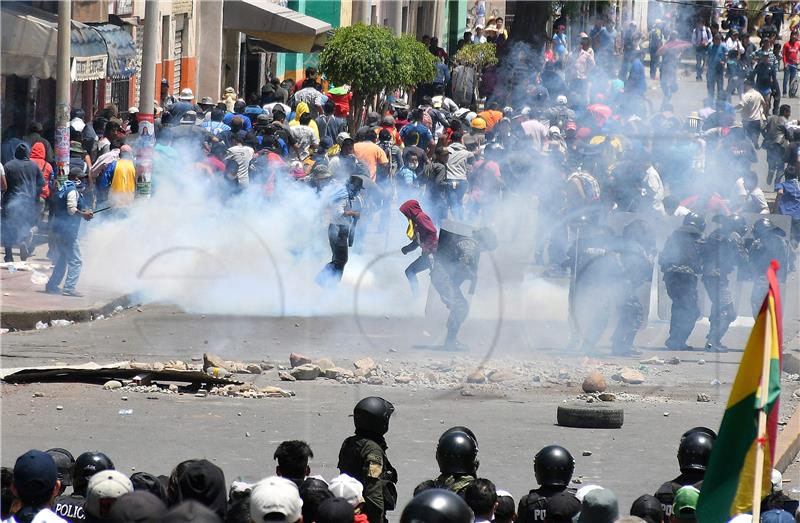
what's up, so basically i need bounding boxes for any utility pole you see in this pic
[136,0,159,198]
[55,0,71,186]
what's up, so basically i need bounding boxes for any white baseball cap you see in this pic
[250,476,303,523]
[85,470,134,518]
[328,474,364,507]
[575,484,603,502]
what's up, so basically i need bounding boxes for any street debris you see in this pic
[35,321,48,330]
[582,372,607,393]
[50,319,73,328]
[697,393,711,403]
[612,368,646,385]
[56,405,63,411]
[582,451,592,456]
[103,380,122,390]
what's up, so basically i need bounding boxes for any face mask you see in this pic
[408,160,419,170]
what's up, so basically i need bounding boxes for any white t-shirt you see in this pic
[4,508,70,523]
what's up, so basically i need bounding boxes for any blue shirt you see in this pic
[553,33,568,56]
[399,122,434,150]
[223,112,253,131]
[776,179,800,218]
[707,43,728,76]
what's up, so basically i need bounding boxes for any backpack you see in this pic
[379,142,399,177]
[568,169,601,201]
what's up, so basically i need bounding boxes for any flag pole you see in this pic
[751,300,772,521]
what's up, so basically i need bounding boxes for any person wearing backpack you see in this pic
[45,164,93,297]
[316,100,347,146]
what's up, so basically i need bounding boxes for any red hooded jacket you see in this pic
[399,199,438,254]
[30,142,53,199]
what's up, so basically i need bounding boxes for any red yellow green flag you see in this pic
[696,261,783,523]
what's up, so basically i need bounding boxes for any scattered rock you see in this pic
[315,358,336,371]
[121,396,128,401]
[792,388,800,399]
[572,478,583,484]
[466,369,487,384]
[613,368,645,385]
[56,405,63,411]
[32,392,44,398]
[260,362,275,371]
[168,384,179,392]
[598,393,616,402]
[204,352,227,371]
[195,390,207,398]
[394,375,414,384]
[558,369,571,380]
[289,353,312,368]
[710,379,721,386]
[279,370,297,382]
[367,377,384,385]
[325,367,354,380]
[245,432,251,438]
[698,359,706,366]
[259,386,293,398]
[103,380,123,390]
[582,451,592,456]
[237,412,242,416]
[290,364,320,381]
[354,367,373,378]
[663,412,670,417]
[487,369,515,383]
[354,357,376,371]
[582,372,607,393]
[245,364,263,374]
[667,357,681,365]
[388,348,398,353]
[697,393,711,403]
[640,356,665,365]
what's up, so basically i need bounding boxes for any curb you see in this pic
[1,295,131,331]
[776,401,800,472]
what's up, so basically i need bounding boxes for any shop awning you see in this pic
[93,24,137,79]
[1,3,107,81]
[223,0,332,54]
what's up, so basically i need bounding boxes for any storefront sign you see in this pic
[71,55,108,81]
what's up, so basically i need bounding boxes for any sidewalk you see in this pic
[1,245,128,331]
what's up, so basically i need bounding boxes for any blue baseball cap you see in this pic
[761,509,795,523]
[14,450,58,503]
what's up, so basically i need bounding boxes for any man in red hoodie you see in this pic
[399,200,438,295]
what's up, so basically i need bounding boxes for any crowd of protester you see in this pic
[3,398,798,523]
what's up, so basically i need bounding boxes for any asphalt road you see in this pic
[3,70,800,519]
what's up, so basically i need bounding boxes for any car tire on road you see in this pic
[557,403,624,429]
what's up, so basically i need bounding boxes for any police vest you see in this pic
[54,495,86,523]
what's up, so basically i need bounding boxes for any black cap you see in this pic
[630,494,664,523]
[316,497,354,523]
[109,491,167,523]
[130,472,168,502]
[161,501,221,523]
[14,450,57,504]
[168,460,227,521]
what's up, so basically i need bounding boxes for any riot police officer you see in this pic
[702,214,748,352]
[54,451,114,523]
[564,216,618,353]
[611,220,656,356]
[748,217,790,317]
[660,213,706,350]
[338,397,398,523]
[400,488,475,523]
[415,430,479,496]
[517,445,580,522]
[654,427,716,522]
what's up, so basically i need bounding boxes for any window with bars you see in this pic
[110,79,130,111]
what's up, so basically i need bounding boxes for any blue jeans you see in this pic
[695,49,706,79]
[46,235,82,292]
[783,63,797,94]
[445,180,467,221]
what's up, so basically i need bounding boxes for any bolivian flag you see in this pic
[697,261,783,523]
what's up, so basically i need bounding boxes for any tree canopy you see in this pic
[453,42,499,69]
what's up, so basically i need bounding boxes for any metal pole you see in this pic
[136,0,159,198]
[55,0,71,186]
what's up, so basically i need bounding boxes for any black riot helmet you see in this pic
[720,214,748,236]
[439,426,479,450]
[681,426,718,441]
[677,431,715,473]
[683,212,706,232]
[400,488,475,523]
[753,217,778,239]
[46,448,75,490]
[534,445,575,488]
[436,431,479,475]
[72,451,115,496]
[353,397,395,435]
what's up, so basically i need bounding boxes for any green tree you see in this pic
[453,42,499,69]
[319,24,435,131]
